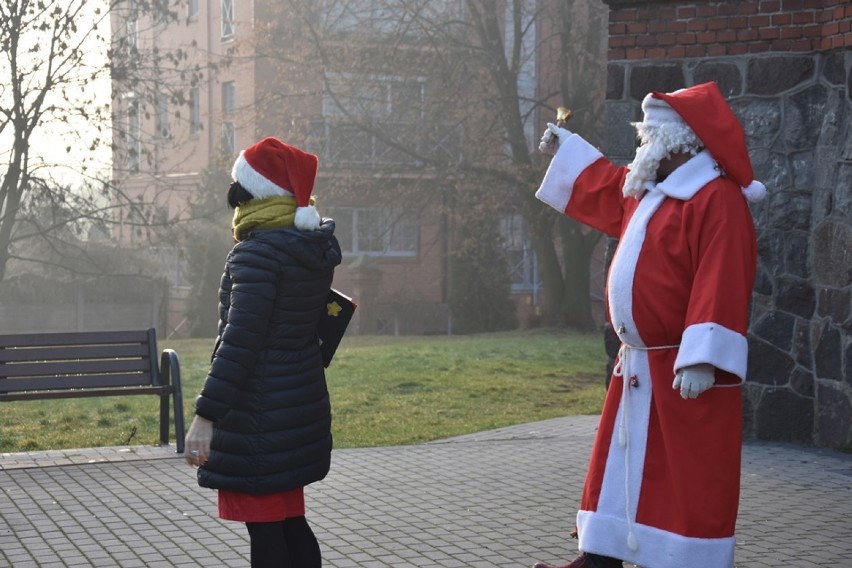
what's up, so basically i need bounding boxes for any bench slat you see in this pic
[0,344,149,363]
[0,359,150,379]
[0,385,172,401]
[0,373,154,392]
[0,330,150,348]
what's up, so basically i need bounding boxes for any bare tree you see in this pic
[0,0,203,283]
[252,0,608,329]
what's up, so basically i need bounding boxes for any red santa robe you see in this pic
[537,132,756,568]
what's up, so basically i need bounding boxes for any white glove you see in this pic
[538,122,572,155]
[673,363,715,399]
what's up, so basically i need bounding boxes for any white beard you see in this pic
[623,123,702,199]
[623,138,666,199]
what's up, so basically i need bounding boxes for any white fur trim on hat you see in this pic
[742,180,766,202]
[231,151,290,200]
[294,205,321,231]
[640,93,686,128]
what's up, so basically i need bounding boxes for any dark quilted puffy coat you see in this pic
[195,219,342,494]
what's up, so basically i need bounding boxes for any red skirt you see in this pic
[218,487,305,522]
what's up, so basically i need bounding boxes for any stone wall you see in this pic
[600,1,851,449]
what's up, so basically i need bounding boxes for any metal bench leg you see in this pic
[161,349,185,454]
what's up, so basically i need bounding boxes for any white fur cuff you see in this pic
[674,322,748,380]
[535,134,603,214]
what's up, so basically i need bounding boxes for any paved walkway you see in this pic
[1,415,851,568]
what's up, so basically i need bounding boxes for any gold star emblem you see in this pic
[327,301,342,317]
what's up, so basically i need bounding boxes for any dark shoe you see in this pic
[533,553,622,568]
[532,555,589,568]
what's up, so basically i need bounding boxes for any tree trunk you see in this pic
[527,213,564,327]
[557,217,602,330]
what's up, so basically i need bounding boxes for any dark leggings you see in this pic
[245,516,321,568]
[585,552,623,568]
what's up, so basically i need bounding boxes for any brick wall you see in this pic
[601,0,852,449]
[607,0,851,59]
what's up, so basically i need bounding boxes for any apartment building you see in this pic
[111,0,604,337]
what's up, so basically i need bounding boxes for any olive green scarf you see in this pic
[232,195,316,241]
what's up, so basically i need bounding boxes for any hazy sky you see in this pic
[1,1,111,187]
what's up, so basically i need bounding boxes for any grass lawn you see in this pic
[0,329,607,452]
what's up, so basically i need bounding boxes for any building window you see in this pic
[190,86,202,134]
[504,2,537,150]
[323,0,463,35]
[128,208,143,246]
[323,0,364,32]
[221,0,234,39]
[323,74,424,121]
[126,0,138,58]
[423,0,465,21]
[500,214,538,293]
[127,97,141,174]
[149,247,189,291]
[157,93,170,138]
[154,0,170,27]
[221,121,235,155]
[221,81,235,114]
[188,0,199,20]
[318,73,454,166]
[328,206,418,257]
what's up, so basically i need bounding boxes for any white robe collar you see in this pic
[643,149,720,201]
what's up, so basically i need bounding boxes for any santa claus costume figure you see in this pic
[533,82,765,568]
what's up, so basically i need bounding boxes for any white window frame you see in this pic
[188,0,199,20]
[221,0,235,39]
[504,2,537,151]
[128,208,143,246]
[126,0,138,58]
[221,121,235,155]
[154,0,169,27]
[500,214,539,293]
[329,206,418,257]
[221,81,236,114]
[127,96,141,174]
[157,93,170,139]
[323,0,464,34]
[323,73,425,121]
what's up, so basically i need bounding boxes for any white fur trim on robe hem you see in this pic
[577,510,736,568]
[535,134,603,214]
[674,322,748,379]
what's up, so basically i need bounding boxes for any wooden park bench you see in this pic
[0,328,185,453]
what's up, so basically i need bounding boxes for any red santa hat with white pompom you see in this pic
[643,81,767,202]
[231,137,322,230]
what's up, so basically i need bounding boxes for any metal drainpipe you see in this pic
[206,0,216,162]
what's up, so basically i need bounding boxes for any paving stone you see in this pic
[1,416,851,567]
